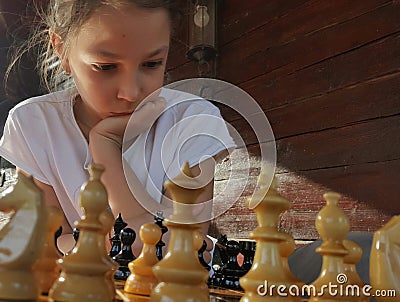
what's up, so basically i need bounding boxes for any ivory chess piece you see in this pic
[0,172,47,301]
[279,234,305,288]
[99,209,119,299]
[124,223,161,296]
[33,205,64,295]
[370,215,400,302]
[342,239,368,302]
[239,168,301,302]
[49,164,116,302]
[308,192,359,301]
[150,162,209,302]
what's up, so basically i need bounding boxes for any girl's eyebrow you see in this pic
[95,50,121,59]
[147,46,169,58]
[93,45,169,60]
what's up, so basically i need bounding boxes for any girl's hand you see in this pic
[90,97,166,147]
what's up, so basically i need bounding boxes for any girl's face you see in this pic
[66,4,170,123]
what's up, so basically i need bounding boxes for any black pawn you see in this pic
[209,264,223,288]
[109,213,128,258]
[73,227,80,242]
[54,226,64,256]
[213,234,229,266]
[220,240,246,291]
[113,227,136,280]
[240,240,256,272]
[198,240,211,271]
[154,212,168,260]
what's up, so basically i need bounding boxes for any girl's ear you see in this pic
[49,30,71,74]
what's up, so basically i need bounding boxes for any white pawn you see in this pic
[124,223,161,296]
[33,205,64,295]
[309,192,358,301]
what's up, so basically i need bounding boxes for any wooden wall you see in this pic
[166,0,400,242]
[1,0,399,242]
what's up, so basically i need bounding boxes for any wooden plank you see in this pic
[275,115,400,170]
[224,115,400,171]
[221,72,400,139]
[264,73,400,138]
[218,0,310,46]
[211,160,399,240]
[219,1,400,85]
[165,0,190,70]
[241,33,400,112]
[169,30,400,110]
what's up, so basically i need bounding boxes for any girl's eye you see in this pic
[142,60,163,68]
[92,64,116,71]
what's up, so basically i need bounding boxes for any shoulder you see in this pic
[9,89,76,121]
[159,88,221,121]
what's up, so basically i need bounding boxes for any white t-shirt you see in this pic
[0,88,235,227]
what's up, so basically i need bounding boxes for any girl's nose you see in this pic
[117,72,140,103]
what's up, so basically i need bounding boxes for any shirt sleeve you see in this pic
[168,99,236,169]
[0,108,49,184]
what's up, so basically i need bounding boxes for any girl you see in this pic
[0,0,235,259]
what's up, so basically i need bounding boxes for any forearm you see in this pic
[88,133,151,226]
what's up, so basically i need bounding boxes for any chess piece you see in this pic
[370,215,400,302]
[198,239,211,272]
[239,168,301,302]
[54,226,64,256]
[220,240,246,291]
[154,211,168,260]
[150,162,209,302]
[33,205,64,295]
[49,164,116,302]
[124,223,161,295]
[308,192,353,301]
[213,234,229,267]
[209,264,223,288]
[73,227,80,242]
[113,227,136,280]
[279,234,305,288]
[343,240,368,301]
[240,240,256,273]
[0,172,47,301]
[99,209,119,299]
[109,213,128,258]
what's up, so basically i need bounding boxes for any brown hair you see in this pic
[6,0,183,93]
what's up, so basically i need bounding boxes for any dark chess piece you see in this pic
[220,240,246,291]
[73,227,80,242]
[109,213,128,258]
[113,227,136,280]
[213,234,228,267]
[240,240,256,272]
[154,211,168,260]
[54,225,64,256]
[209,264,223,288]
[198,240,211,271]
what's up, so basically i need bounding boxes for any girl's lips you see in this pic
[111,112,133,116]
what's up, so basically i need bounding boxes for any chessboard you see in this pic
[1,164,398,302]
[37,284,244,302]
